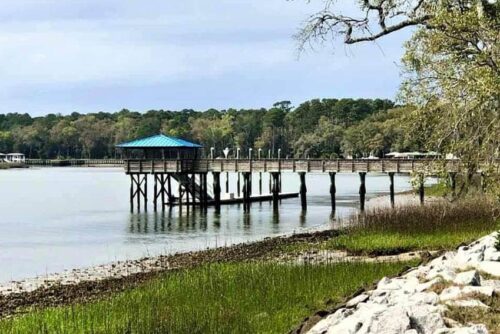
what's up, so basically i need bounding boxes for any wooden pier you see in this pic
[123,158,469,213]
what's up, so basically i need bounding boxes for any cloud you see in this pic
[0,0,409,114]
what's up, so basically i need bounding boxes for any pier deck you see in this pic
[124,158,465,175]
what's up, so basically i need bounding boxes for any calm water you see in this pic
[0,167,413,282]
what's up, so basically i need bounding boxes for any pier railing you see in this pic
[26,159,124,167]
[124,158,465,174]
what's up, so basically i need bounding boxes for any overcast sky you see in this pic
[0,0,411,116]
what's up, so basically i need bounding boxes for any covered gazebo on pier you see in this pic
[116,134,203,160]
[116,134,210,212]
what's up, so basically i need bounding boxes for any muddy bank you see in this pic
[0,229,339,318]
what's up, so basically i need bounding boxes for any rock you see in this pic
[478,261,500,277]
[483,248,500,261]
[453,270,481,286]
[416,277,443,292]
[435,324,489,334]
[480,279,500,293]
[452,251,484,270]
[406,304,446,334]
[370,307,411,334]
[346,293,369,308]
[445,299,490,309]
[404,330,418,334]
[439,286,463,301]
[440,286,494,301]
[426,267,457,282]
[307,308,354,334]
[461,286,494,297]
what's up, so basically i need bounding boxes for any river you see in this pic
[0,167,414,282]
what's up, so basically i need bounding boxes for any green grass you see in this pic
[425,182,450,197]
[324,197,499,256]
[0,261,416,334]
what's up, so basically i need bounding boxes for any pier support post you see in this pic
[242,172,251,212]
[237,173,241,198]
[144,174,148,212]
[299,172,307,211]
[213,172,221,213]
[359,172,367,212]
[419,174,425,205]
[161,174,166,209]
[225,172,229,193]
[185,174,190,208]
[449,172,457,198]
[389,172,395,208]
[329,172,336,212]
[202,173,208,209]
[278,172,282,193]
[259,172,262,195]
[177,174,183,208]
[154,174,158,212]
[271,172,280,209]
[167,174,173,206]
[130,174,134,212]
[191,173,196,208]
[269,173,272,194]
[130,174,147,212]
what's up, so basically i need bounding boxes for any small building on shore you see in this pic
[4,153,26,163]
[116,134,203,159]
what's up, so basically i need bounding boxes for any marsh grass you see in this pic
[445,294,500,334]
[326,197,499,255]
[0,261,417,334]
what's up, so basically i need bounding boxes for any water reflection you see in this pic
[0,168,414,282]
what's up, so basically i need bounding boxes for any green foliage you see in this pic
[0,98,399,159]
[326,197,499,256]
[400,0,500,197]
[0,261,415,334]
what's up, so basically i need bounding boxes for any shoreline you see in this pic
[0,190,420,318]
[0,229,341,318]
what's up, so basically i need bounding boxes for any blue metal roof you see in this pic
[116,134,202,148]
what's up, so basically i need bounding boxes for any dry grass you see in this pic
[326,197,499,255]
[445,294,500,334]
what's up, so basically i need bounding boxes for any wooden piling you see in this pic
[191,173,196,208]
[130,174,134,212]
[144,174,148,211]
[329,172,336,212]
[271,172,280,209]
[136,175,141,211]
[419,175,425,205]
[449,172,457,198]
[299,172,307,211]
[237,173,241,198]
[259,172,262,195]
[359,172,366,212]
[389,172,395,208]
[213,172,221,213]
[154,175,158,212]
[177,174,183,208]
[225,172,229,193]
[203,173,208,209]
[167,174,172,206]
[160,174,166,208]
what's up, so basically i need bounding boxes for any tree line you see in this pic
[0,98,423,159]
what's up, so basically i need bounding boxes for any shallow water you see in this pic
[0,167,413,282]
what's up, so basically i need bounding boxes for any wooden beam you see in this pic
[299,172,307,211]
[359,172,367,212]
[389,172,395,208]
[213,172,221,213]
[329,172,336,212]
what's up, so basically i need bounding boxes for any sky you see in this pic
[0,0,412,116]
